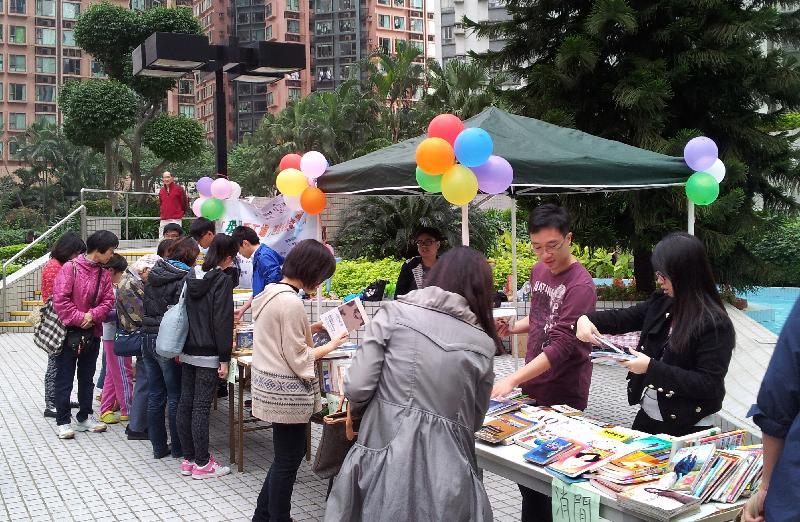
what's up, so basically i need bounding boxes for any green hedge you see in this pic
[752,215,800,286]
[0,243,49,263]
[329,259,404,297]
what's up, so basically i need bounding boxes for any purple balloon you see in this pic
[684,137,718,172]
[196,176,214,197]
[473,155,513,194]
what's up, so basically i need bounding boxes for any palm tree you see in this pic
[423,58,507,119]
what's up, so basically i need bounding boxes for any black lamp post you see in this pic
[132,32,306,177]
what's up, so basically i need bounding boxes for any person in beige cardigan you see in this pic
[250,239,347,522]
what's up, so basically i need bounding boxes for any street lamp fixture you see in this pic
[132,32,306,177]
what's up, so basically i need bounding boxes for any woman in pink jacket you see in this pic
[52,230,118,440]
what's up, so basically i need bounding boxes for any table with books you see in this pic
[474,398,757,522]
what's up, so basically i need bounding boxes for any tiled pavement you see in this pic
[0,333,636,522]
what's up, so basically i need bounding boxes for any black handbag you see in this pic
[64,267,103,357]
[362,280,388,302]
[114,330,144,357]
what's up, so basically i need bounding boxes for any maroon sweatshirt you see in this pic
[158,183,188,220]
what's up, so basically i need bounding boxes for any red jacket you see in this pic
[159,183,188,220]
[53,255,115,338]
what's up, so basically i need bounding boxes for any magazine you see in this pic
[547,438,630,478]
[590,335,637,361]
[629,435,673,456]
[320,298,368,338]
[617,485,702,522]
[523,438,580,466]
[599,451,669,480]
[476,413,540,445]
[669,443,717,492]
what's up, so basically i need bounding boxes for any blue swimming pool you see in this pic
[740,287,799,335]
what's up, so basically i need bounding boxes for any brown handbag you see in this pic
[312,398,360,479]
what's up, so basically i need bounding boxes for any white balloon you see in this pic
[228,181,242,200]
[706,159,726,183]
[283,195,303,212]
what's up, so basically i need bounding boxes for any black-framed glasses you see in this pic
[415,239,438,247]
[531,238,566,255]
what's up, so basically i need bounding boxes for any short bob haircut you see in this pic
[282,239,336,289]
[413,226,443,242]
[163,223,184,237]
[189,217,216,241]
[202,234,239,272]
[157,238,174,258]
[104,253,128,273]
[167,236,200,267]
[50,231,86,264]
[528,203,571,236]
[86,230,119,254]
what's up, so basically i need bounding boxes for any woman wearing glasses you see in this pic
[394,227,443,297]
[575,232,735,437]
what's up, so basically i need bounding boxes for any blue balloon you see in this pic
[454,128,493,167]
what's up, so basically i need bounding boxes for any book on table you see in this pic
[320,298,368,338]
[547,438,632,478]
[476,413,541,445]
[617,485,702,522]
[523,438,581,466]
[669,443,717,492]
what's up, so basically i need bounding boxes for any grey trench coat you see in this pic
[324,286,495,522]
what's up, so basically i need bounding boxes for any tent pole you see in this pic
[688,200,695,235]
[461,205,469,246]
[316,213,322,320]
[511,196,519,370]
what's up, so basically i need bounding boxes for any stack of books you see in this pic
[475,412,541,444]
[590,450,669,485]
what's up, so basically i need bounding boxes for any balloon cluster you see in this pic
[275,151,329,215]
[414,114,513,206]
[684,137,725,206]
[192,176,242,221]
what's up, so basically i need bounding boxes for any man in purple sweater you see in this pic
[493,204,597,522]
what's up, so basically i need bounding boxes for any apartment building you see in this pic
[0,0,128,168]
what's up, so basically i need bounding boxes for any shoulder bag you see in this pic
[114,288,145,357]
[155,282,188,358]
[312,398,361,479]
[33,262,80,356]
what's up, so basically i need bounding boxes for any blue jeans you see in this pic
[142,334,182,458]
[97,349,106,389]
[253,423,307,522]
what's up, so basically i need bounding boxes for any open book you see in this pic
[320,298,368,338]
[590,335,636,361]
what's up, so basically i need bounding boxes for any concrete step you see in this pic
[21,300,44,307]
[9,311,32,317]
[0,321,32,328]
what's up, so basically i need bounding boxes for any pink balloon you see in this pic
[211,177,232,199]
[472,155,513,194]
[196,176,213,197]
[192,197,208,217]
[300,151,328,179]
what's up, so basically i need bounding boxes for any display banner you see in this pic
[221,196,316,258]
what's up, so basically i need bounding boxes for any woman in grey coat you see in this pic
[325,247,499,522]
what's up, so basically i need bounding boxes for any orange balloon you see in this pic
[415,137,455,175]
[300,187,327,215]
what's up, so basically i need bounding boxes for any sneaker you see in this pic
[126,427,149,441]
[43,408,57,418]
[100,411,119,424]
[58,424,75,439]
[73,416,107,433]
[180,459,195,476]
[192,456,230,480]
[119,415,129,422]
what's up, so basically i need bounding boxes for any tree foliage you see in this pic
[60,80,139,149]
[422,58,508,119]
[467,0,800,289]
[143,114,205,163]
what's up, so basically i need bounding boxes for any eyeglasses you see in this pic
[531,239,566,255]
[415,239,438,247]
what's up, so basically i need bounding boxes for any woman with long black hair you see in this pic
[576,232,735,436]
[324,247,498,521]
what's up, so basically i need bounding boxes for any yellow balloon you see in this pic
[276,168,308,196]
[441,164,478,206]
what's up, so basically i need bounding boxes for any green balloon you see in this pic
[416,166,442,193]
[685,171,719,205]
[201,197,225,220]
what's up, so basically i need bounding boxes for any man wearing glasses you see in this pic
[492,204,596,522]
[394,227,443,297]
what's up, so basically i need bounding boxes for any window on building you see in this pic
[394,16,405,30]
[238,83,252,95]
[201,0,211,10]
[252,10,265,23]
[317,44,333,58]
[91,61,105,77]
[286,0,298,10]
[409,40,423,52]
[410,0,422,8]
[238,101,252,113]
[378,14,390,28]
[35,0,55,16]
[236,0,250,6]
[35,56,56,73]
[9,138,21,158]
[288,87,301,101]
[36,84,54,102]
[178,79,193,95]
[62,29,75,46]
[9,26,25,44]
[395,38,407,52]
[377,0,388,5]
[442,26,453,40]
[338,0,354,9]
[266,91,274,106]
[0,141,4,160]
[9,83,26,101]
[316,66,332,82]
[9,113,26,130]
[252,28,265,40]
[239,29,251,42]
[0,83,3,101]
[316,21,331,35]
[339,41,355,56]
[240,118,253,132]
[63,58,81,75]
[9,55,25,73]
[265,24,272,39]
[0,25,4,43]
[237,11,249,23]
[379,37,390,54]
[410,18,423,33]
[394,0,404,6]
[265,2,272,16]
[9,0,25,14]
[36,114,56,124]
[62,1,79,19]
[315,0,331,11]
[36,27,56,45]
[287,19,300,34]
[339,19,354,33]
[254,84,267,94]
[0,55,4,72]
[253,100,267,112]
[179,104,194,118]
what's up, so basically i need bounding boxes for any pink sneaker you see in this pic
[180,459,195,476]
[191,456,230,480]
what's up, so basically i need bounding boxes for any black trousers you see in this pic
[176,364,219,467]
[631,409,712,437]
[519,484,552,522]
[253,423,308,522]
[54,340,100,426]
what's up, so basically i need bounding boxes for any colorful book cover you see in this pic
[476,413,538,444]
[548,439,629,478]
[630,435,673,456]
[603,451,668,478]
[669,443,716,492]
[523,438,578,466]
[600,427,638,443]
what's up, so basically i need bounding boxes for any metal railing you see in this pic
[80,188,162,241]
[1,204,86,320]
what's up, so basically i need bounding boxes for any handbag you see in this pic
[32,261,82,356]
[155,282,188,358]
[362,279,388,302]
[114,297,144,357]
[64,266,103,357]
[312,398,361,479]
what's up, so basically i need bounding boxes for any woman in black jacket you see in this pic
[177,234,237,479]
[576,233,735,436]
[395,227,442,298]
[142,237,200,459]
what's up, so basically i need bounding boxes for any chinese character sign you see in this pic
[551,478,600,522]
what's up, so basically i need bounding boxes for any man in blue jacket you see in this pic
[744,298,800,522]
[231,226,284,321]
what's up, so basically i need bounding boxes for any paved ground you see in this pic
[0,333,636,522]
